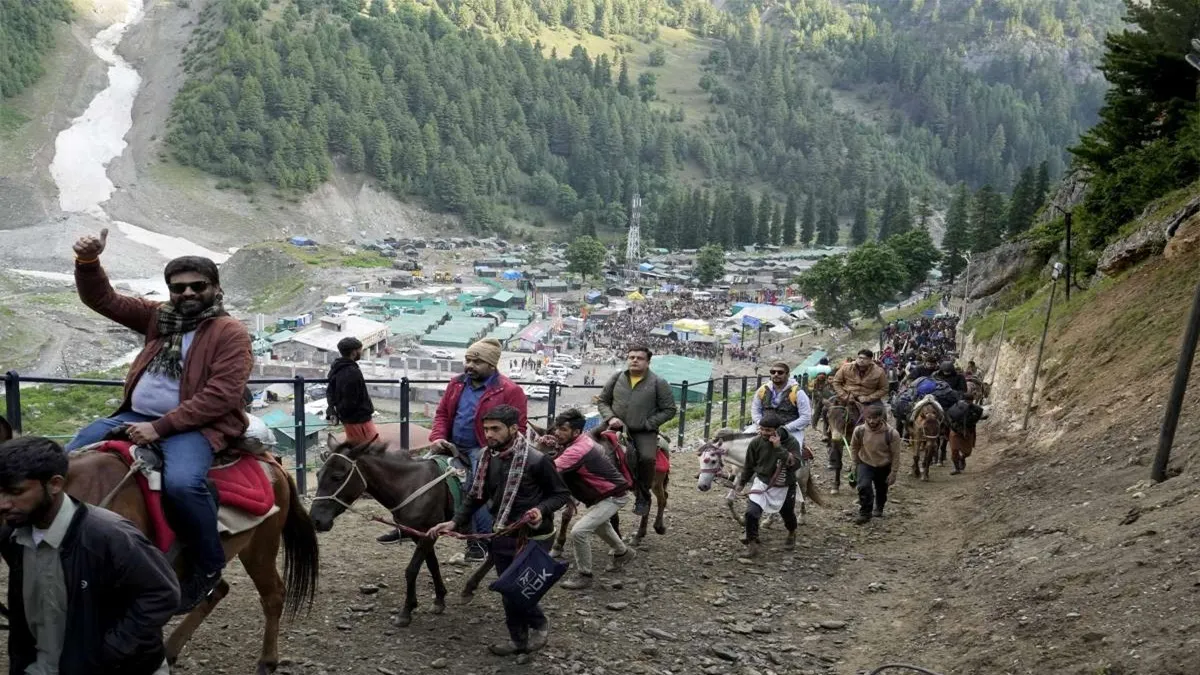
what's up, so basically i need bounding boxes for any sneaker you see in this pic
[610,546,637,571]
[178,570,222,614]
[745,540,761,557]
[829,486,840,495]
[872,510,884,519]
[489,641,528,657]
[376,529,402,545]
[784,531,796,551]
[465,542,488,563]
[561,574,593,590]
[854,513,871,525]
[528,626,550,651]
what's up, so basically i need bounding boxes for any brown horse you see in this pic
[909,404,942,481]
[324,421,432,453]
[309,439,453,628]
[0,417,319,675]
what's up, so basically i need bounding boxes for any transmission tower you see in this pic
[625,192,642,279]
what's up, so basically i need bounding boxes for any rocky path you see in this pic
[156,442,998,675]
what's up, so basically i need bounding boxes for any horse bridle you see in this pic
[310,452,369,512]
[698,443,728,476]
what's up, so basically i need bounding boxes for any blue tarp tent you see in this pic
[638,262,654,272]
[288,236,316,247]
[501,269,522,280]
[585,290,603,303]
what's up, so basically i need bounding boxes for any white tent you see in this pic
[729,305,792,325]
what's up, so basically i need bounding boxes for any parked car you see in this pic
[430,348,453,359]
[552,354,582,368]
[522,385,550,400]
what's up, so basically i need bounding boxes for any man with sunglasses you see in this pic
[65,229,252,614]
[749,361,812,446]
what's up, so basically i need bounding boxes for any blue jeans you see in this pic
[66,411,226,573]
[459,445,494,542]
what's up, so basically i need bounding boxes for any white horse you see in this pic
[696,430,825,525]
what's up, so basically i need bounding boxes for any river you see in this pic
[48,0,229,273]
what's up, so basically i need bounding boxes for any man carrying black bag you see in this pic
[428,405,571,658]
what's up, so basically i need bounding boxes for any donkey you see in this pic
[909,403,943,481]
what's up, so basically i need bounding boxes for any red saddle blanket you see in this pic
[599,431,671,474]
[100,441,276,552]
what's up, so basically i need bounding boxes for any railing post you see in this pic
[703,379,715,441]
[4,371,22,434]
[400,377,410,450]
[739,377,748,428]
[720,375,730,429]
[293,376,307,494]
[677,381,689,449]
[547,382,558,428]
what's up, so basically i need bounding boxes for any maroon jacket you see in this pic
[553,434,629,506]
[429,372,527,448]
[75,260,253,451]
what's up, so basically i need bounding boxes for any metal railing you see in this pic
[3,370,811,493]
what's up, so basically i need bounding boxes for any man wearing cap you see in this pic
[750,361,812,444]
[421,338,527,560]
[326,337,377,443]
[65,228,252,613]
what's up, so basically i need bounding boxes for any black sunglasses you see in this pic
[168,281,211,294]
[769,369,787,375]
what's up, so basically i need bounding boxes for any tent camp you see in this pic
[729,304,792,326]
[651,355,714,402]
[260,410,327,453]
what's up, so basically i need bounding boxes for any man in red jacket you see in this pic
[417,338,526,560]
[65,229,252,613]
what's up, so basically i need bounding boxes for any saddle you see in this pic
[92,438,278,554]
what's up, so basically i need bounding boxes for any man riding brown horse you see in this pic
[65,229,252,613]
[827,349,889,492]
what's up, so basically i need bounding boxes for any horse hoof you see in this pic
[256,662,279,675]
[654,524,666,535]
[550,547,564,559]
[921,474,929,482]
[432,601,446,615]
[393,611,413,627]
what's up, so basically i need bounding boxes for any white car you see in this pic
[544,364,572,377]
[430,349,453,359]
[536,373,568,385]
[552,355,582,368]
[523,385,550,400]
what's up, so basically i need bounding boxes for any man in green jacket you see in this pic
[597,344,678,516]
[730,412,802,557]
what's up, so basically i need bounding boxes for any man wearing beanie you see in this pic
[66,228,252,614]
[423,337,527,560]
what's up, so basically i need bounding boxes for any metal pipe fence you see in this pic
[3,371,808,493]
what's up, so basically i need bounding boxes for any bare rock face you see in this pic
[1097,195,1200,275]
[962,240,1040,300]
[1035,168,1090,227]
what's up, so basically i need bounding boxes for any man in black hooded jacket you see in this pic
[326,337,377,443]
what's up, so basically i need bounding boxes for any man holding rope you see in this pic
[730,412,803,557]
[428,405,571,657]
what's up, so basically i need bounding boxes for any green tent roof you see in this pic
[652,355,714,386]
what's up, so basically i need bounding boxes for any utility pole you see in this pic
[1051,204,1074,302]
[1023,262,1063,431]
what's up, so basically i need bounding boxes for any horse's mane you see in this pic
[712,428,756,442]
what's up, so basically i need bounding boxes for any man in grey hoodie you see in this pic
[597,344,678,516]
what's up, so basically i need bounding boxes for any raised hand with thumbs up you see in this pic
[72,227,108,262]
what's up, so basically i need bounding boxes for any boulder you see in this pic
[1035,168,1090,227]
[962,240,1040,300]
[1098,195,1200,275]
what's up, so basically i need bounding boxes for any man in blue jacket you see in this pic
[0,436,180,675]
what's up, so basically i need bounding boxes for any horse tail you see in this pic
[280,468,319,617]
[804,470,826,508]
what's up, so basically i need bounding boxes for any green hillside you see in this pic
[165,0,1125,246]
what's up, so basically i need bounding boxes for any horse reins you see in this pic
[312,452,532,541]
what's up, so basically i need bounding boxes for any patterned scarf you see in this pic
[148,300,226,379]
[468,435,530,529]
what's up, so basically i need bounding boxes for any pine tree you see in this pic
[782,194,798,246]
[800,194,816,246]
[1034,160,1051,209]
[817,198,838,246]
[617,58,631,96]
[941,184,971,280]
[970,185,1006,253]
[756,194,773,246]
[1005,166,1037,236]
[878,183,897,241]
[851,192,869,245]
[769,203,783,245]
